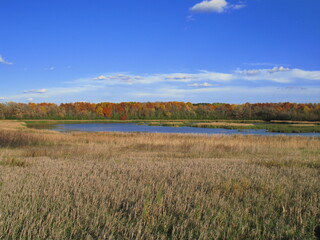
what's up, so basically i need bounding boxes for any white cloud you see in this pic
[107,74,137,82]
[0,55,13,65]
[4,66,320,103]
[165,73,193,81]
[89,67,320,86]
[27,98,34,102]
[37,89,48,93]
[24,89,48,94]
[162,71,233,83]
[234,67,320,83]
[191,0,228,13]
[198,71,235,81]
[0,97,5,100]
[92,74,141,83]
[93,75,107,80]
[235,67,292,82]
[236,69,261,76]
[190,0,245,13]
[267,66,290,73]
[188,82,215,87]
[289,69,320,80]
[237,67,290,76]
[89,71,234,85]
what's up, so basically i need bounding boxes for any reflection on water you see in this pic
[33,123,320,137]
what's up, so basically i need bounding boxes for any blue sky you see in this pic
[0,0,320,103]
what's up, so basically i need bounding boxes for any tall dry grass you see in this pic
[0,127,319,239]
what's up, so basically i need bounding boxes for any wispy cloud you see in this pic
[2,66,320,103]
[243,62,289,67]
[230,4,246,10]
[236,69,261,76]
[165,73,194,81]
[190,0,245,13]
[289,69,320,81]
[0,55,13,65]
[0,97,5,100]
[27,98,34,102]
[188,82,216,87]
[236,67,320,83]
[267,66,290,73]
[93,75,107,80]
[45,66,55,71]
[133,86,320,103]
[93,74,141,83]
[90,71,233,85]
[24,89,48,94]
[4,84,103,102]
[191,0,228,13]
[89,67,320,85]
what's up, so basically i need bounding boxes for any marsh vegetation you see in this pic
[0,121,319,239]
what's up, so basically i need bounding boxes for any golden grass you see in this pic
[0,120,26,131]
[152,121,185,125]
[271,120,320,124]
[0,125,319,239]
[193,122,255,127]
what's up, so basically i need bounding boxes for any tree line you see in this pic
[0,102,319,121]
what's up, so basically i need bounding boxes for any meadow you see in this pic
[0,120,319,239]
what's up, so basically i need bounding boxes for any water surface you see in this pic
[44,123,320,137]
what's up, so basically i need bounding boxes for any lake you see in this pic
[39,123,320,137]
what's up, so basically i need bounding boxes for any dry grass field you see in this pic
[0,121,319,239]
